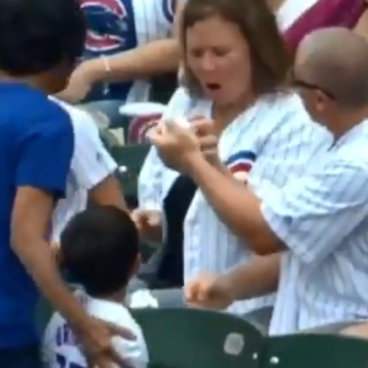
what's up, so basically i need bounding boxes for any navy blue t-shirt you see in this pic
[0,82,74,348]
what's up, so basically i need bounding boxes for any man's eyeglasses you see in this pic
[288,69,335,100]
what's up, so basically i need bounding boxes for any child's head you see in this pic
[60,205,139,298]
[0,0,86,93]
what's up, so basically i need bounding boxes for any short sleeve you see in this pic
[70,109,117,190]
[250,95,331,188]
[15,103,74,198]
[261,158,368,265]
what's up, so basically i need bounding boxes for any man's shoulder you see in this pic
[263,92,310,120]
[265,92,329,138]
[0,86,69,124]
[0,83,50,110]
[4,90,73,138]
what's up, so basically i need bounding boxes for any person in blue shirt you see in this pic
[0,0,131,367]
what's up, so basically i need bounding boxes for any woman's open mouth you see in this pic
[205,83,221,91]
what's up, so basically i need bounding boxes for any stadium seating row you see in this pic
[36,299,368,368]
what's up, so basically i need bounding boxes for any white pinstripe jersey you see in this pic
[262,119,368,334]
[49,99,117,243]
[182,93,330,315]
[138,88,330,315]
[43,290,148,368]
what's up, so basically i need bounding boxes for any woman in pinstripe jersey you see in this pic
[134,0,330,334]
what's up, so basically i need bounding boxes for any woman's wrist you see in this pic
[81,57,110,83]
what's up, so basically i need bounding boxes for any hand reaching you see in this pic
[191,118,221,167]
[131,209,162,243]
[56,60,101,103]
[184,273,235,310]
[148,122,201,173]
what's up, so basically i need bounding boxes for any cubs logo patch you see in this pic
[224,150,256,182]
[128,114,162,143]
[80,0,128,52]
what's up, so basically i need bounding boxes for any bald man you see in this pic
[292,27,368,123]
[153,27,368,335]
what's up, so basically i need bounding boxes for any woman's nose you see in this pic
[200,53,216,72]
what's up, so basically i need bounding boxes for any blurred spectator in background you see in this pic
[57,0,185,127]
[269,0,367,52]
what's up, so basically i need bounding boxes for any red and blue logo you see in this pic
[80,0,128,52]
[224,150,256,182]
[128,114,162,143]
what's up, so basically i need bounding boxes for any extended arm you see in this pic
[12,105,90,332]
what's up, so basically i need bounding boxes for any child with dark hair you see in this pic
[44,205,148,368]
[0,0,85,88]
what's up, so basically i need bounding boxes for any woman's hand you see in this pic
[76,317,135,368]
[131,209,162,243]
[148,122,202,173]
[184,273,235,310]
[340,323,368,338]
[191,118,222,168]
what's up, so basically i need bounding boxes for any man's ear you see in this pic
[315,90,328,114]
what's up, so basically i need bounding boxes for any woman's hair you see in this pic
[180,0,291,98]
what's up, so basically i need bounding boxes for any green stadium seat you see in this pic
[99,127,121,150]
[111,143,150,205]
[263,334,368,368]
[132,308,263,368]
[150,73,177,104]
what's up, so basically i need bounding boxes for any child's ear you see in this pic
[130,254,141,276]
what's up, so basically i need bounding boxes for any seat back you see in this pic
[128,114,162,143]
[111,144,150,206]
[262,334,368,368]
[132,308,263,368]
[150,73,178,104]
